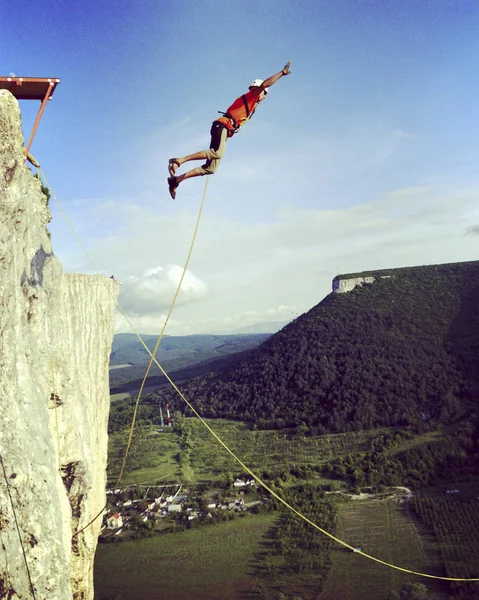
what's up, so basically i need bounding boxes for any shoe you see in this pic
[168,176,178,200]
[168,158,181,177]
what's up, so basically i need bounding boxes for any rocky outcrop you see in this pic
[332,276,375,293]
[0,90,119,599]
[332,275,392,293]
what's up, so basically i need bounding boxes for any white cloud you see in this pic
[119,265,210,316]
[50,184,479,336]
[114,304,297,336]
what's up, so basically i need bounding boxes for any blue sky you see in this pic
[2,0,478,334]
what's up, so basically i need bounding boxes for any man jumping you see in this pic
[167,61,292,199]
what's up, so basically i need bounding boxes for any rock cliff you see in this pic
[332,275,392,293]
[0,90,119,599]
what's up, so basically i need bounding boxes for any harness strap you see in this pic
[218,111,237,127]
[217,111,239,135]
[241,94,250,117]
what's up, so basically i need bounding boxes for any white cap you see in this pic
[249,79,268,94]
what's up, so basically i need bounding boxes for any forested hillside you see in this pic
[166,261,479,433]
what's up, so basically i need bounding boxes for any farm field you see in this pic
[410,495,479,597]
[107,417,454,487]
[187,419,376,479]
[321,499,449,600]
[107,419,378,486]
[94,513,276,600]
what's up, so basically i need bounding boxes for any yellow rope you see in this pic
[116,175,209,486]
[38,168,479,582]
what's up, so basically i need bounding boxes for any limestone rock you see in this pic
[332,276,376,293]
[332,274,393,293]
[0,89,119,599]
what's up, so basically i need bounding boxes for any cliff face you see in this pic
[332,276,375,293]
[0,90,119,599]
[332,275,392,293]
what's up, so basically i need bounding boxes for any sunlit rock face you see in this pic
[332,275,392,293]
[332,276,376,293]
[0,89,119,600]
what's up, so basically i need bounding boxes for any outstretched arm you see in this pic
[259,61,292,91]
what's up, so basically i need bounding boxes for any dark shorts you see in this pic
[200,122,228,175]
[210,121,226,152]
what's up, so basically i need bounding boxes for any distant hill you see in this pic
[109,333,271,392]
[233,320,292,334]
[111,333,271,366]
[166,261,479,433]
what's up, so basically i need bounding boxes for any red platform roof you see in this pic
[0,76,60,100]
[0,76,61,156]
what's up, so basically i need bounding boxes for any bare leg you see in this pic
[176,151,208,165]
[167,151,209,198]
[168,126,225,197]
[176,167,205,184]
[171,151,209,184]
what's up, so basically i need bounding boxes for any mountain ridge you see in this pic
[165,260,479,434]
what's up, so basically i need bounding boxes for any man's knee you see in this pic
[201,158,221,175]
[205,148,224,161]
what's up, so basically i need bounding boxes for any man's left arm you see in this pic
[256,61,292,93]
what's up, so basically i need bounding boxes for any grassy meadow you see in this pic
[107,427,179,485]
[94,514,277,600]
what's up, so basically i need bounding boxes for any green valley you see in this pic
[97,260,479,600]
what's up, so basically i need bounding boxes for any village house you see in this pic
[106,513,123,529]
[166,493,187,503]
[233,478,256,488]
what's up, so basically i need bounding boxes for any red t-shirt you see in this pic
[216,89,261,136]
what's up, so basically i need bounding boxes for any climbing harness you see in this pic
[216,91,260,136]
